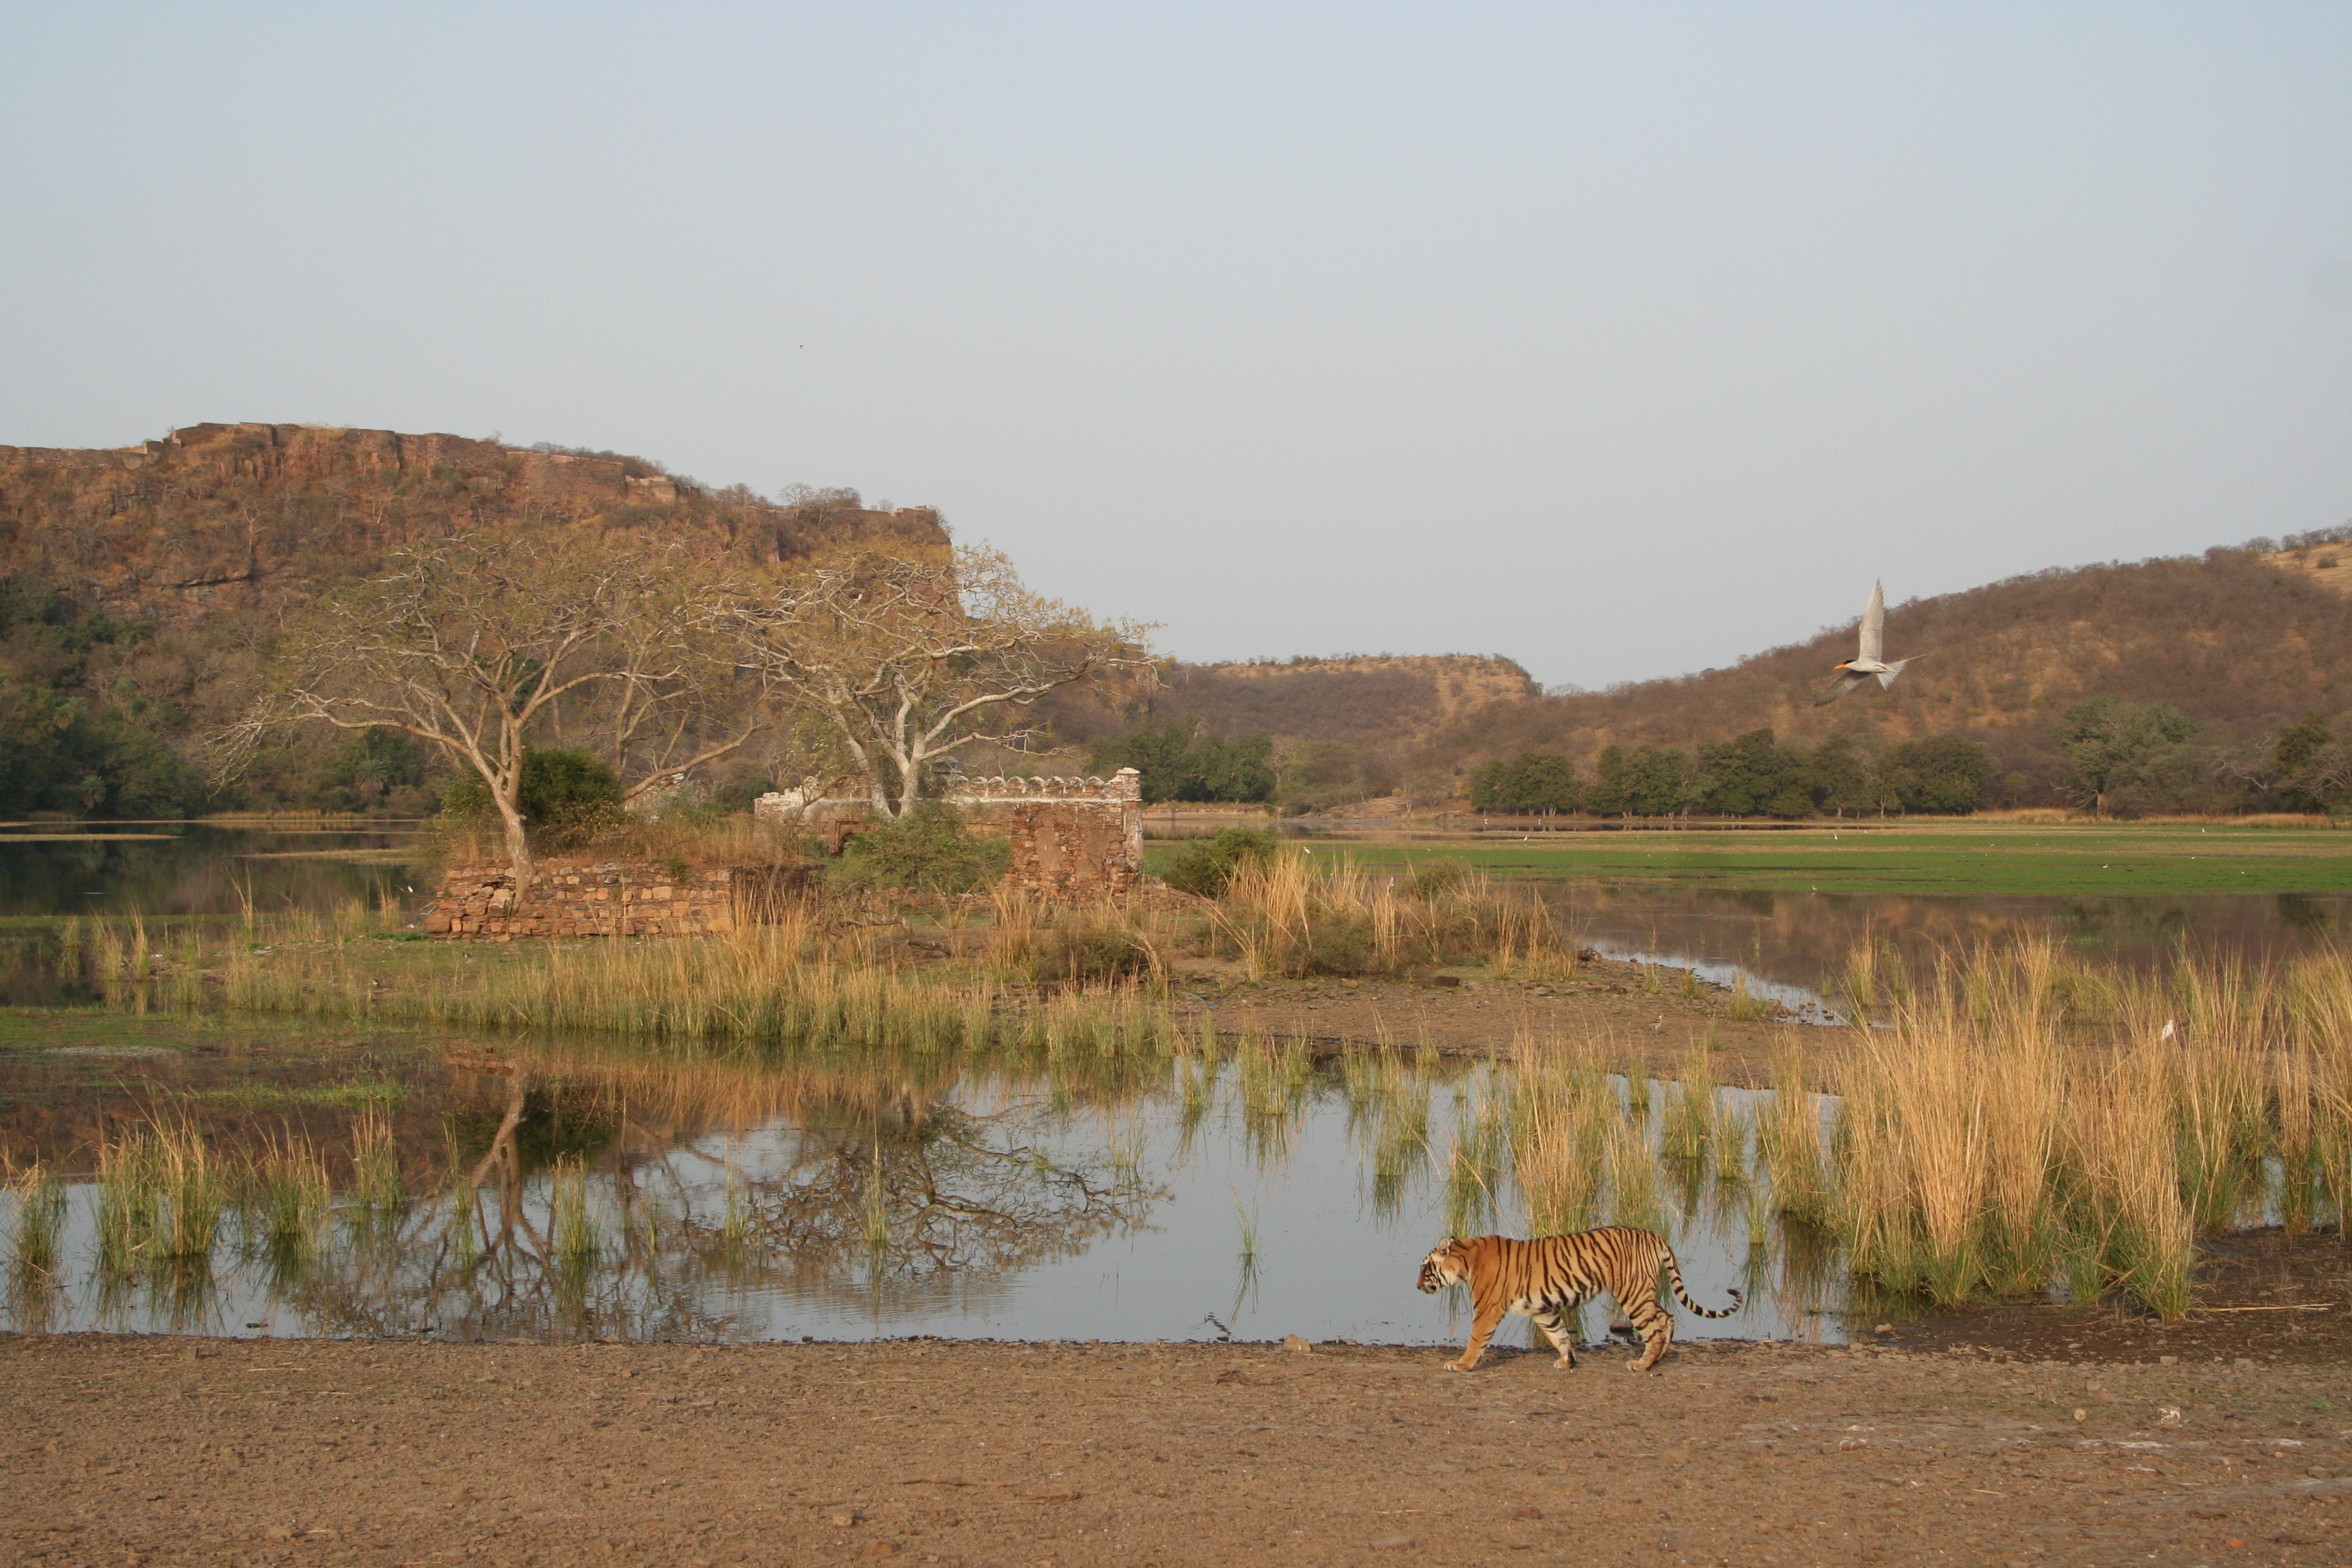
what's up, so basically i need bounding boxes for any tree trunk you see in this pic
[499,804,534,893]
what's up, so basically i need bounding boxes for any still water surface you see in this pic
[3,823,2329,1348]
[0,1029,1810,1350]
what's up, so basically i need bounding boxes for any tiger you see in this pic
[1416,1226,1743,1373]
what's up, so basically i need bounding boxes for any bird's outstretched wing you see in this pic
[1874,654,1918,690]
[1815,671,1872,706]
[1859,580,1884,664]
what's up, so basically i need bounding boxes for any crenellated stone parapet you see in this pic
[947,770,1143,805]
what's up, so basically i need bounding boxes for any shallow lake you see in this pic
[0,823,2328,1348]
[0,822,422,921]
[0,1023,1822,1350]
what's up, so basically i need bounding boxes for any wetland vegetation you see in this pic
[5,819,2352,1345]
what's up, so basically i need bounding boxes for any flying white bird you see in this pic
[1816,580,1918,706]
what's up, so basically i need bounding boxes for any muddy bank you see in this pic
[1168,951,1845,1086]
[6,1331,2346,1567]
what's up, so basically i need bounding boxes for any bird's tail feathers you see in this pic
[1875,655,1917,690]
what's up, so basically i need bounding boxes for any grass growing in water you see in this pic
[8,1164,64,1280]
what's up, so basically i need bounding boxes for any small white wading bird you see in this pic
[1816,580,1917,706]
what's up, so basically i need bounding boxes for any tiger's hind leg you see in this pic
[1531,1305,1578,1370]
[1622,1297,1674,1372]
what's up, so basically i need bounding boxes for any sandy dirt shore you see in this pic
[6,1332,2347,1568]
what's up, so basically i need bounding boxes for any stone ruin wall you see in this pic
[426,772,1144,941]
[423,860,796,941]
[756,768,1145,897]
[951,770,1145,897]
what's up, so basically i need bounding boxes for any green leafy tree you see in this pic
[1088,718,1276,804]
[1806,734,1874,817]
[1588,743,1699,817]
[1469,750,1580,814]
[1698,728,1810,817]
[2271,715,2347,813]
[310,728,426,813]
[2055,697,2200,817]
[0,575,204,817]
[1874,736,1992,815]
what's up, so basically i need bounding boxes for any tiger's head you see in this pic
[1417,1239,1473,1294]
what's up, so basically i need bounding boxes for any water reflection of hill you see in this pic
[0,826,421,919]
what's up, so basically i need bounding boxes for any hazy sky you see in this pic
[4,3,2347,687]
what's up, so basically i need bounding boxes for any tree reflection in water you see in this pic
[265,1064,1164,1341]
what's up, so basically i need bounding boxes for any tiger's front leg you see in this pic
[1450,1302,1507,1371]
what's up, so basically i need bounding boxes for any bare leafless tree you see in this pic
[730,543,1154,816]
[218,530,719,885]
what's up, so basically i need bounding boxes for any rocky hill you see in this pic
[0,423,946,815]
[0,422,945,632]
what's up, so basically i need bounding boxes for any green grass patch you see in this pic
[1156,823,2352,896]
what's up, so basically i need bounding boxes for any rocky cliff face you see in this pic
[0,421,947,628]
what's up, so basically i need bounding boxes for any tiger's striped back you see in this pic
[1416,1226,1742,1373]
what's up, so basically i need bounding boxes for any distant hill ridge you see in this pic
[1421,546,2352,800]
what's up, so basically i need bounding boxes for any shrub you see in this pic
[1296,911,1379,977]
[833,803,1011,895]
[1032,921,1162,985]
[438,748,627,846]
[1402,858,1473,900]
[1164,826,1279,897]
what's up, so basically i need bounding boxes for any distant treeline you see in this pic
[1468,729,1991,818]
[1465,698,2350,819]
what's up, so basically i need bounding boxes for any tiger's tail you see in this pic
[1663,1247,1743,1319]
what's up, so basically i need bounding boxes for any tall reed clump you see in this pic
[347,1110,406,1230]
[1507,1050,1614,1235]
[8,1164,65,1281]
[548,1156,600,1271]
[244,1133,330,1265]
[1833,941,2212,1316]
[1658,1048,1721,1175]
[149,1119,228,1263]
[2287,948,2352,1229]
[1442,1083,1512,1236]
[206,909,1181,1068]
[2159,959,2274,1232]
[2058,1043,2194,1318]
[1756,1048,1833,1229]
[1210,853,1577,981]
[95,1131,161,1274]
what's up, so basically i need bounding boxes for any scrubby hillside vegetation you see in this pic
[0,423,945,815]
[1071,540,2352,817]
[1058,654,1538,813]
[1421,542,2352,815]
